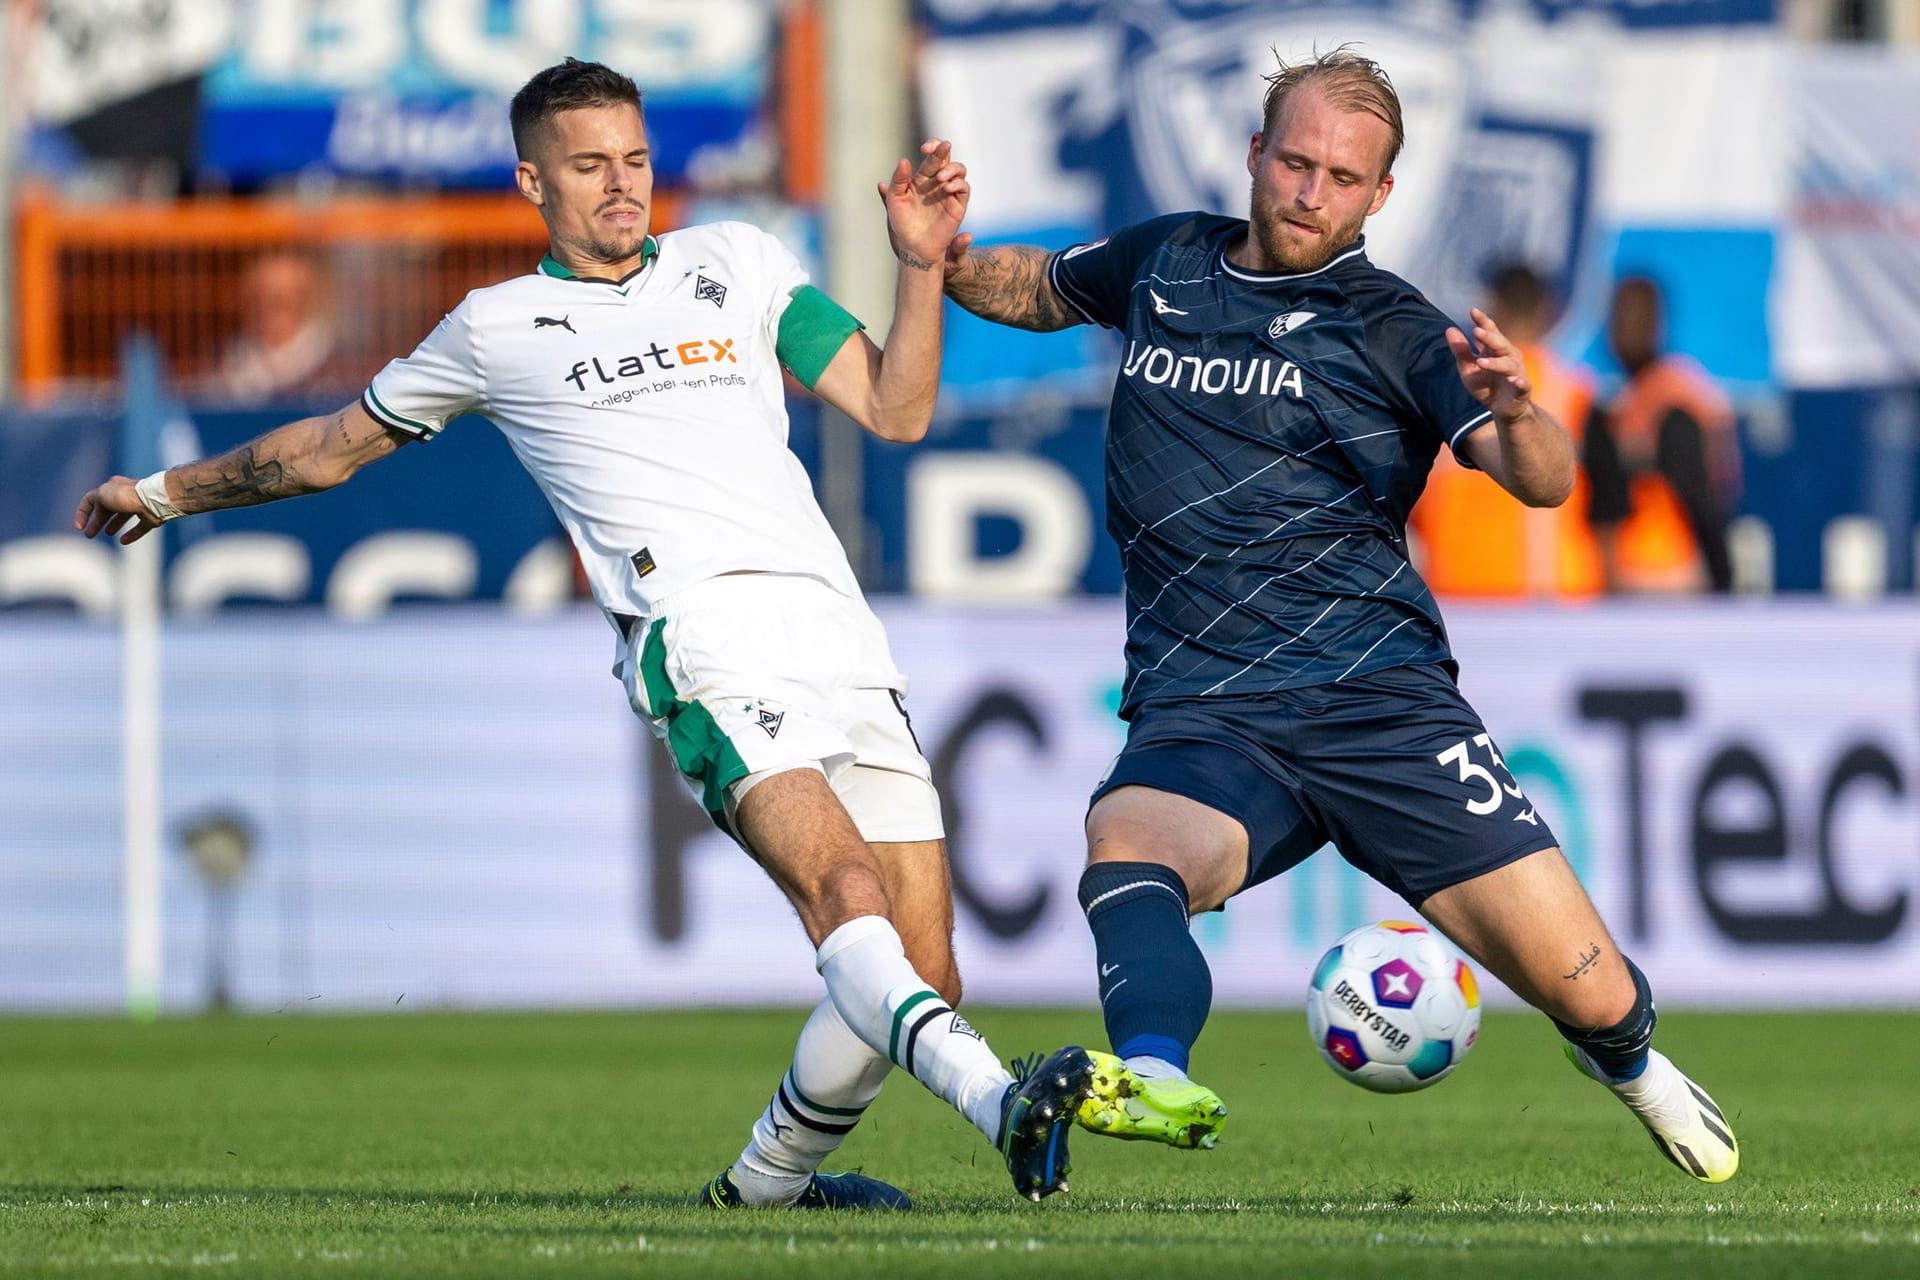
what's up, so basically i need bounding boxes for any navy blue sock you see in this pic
[1553,955,1656,1081]
[1077,861,1212,1073]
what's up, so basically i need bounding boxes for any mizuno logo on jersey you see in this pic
[694,275,728,308]
[1121,340,1306,399]
[534,315,576,333]
[1267,310,1317,338]
[564,338,738,390]
[1150,289,1188,316]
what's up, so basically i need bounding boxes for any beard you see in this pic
[1247,180,1368,273]
[574,200,649,264]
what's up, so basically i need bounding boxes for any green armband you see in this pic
[775,285,864,389]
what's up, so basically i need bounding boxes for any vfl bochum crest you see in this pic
[1061,3,1590,317]
[1268,311,1317,339]
[694,275,728,308]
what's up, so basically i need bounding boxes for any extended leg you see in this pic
[1420,848,1738,1182]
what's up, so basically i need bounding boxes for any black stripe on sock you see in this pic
[901,1003,950,1077]
[775,1083,859,1136]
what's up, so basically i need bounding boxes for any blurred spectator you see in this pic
[211,250,346,402]
[1408,263,1604,599]
[1584,276,1740,594]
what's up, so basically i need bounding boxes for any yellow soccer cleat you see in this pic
[1076,1050,1227,1150]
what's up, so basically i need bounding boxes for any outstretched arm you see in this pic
[75,400,413,544]
[810,139,969,443]
[943,243,1084,332]
[1448,308,1576,508]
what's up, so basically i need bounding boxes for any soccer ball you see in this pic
[1305,920,1481,1094]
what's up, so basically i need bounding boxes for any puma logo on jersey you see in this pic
[694,275,728,308]
[1268,310,1317,338]
[1150,289,1188,316]
[534,315,576,333]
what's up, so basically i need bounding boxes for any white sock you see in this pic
[729,997,892,1206]
[816,915,1013,1142]
[1124,1054,1188,1082]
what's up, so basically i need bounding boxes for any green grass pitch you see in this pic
[3,1008,1916,1278]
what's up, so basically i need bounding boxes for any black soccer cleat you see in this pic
[699,1169,911,1210]
[997,1046,1095,1202]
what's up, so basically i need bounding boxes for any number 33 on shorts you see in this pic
[1435,734,1535,823]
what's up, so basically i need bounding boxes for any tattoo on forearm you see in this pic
[897,251,937,272]
[1563,942,1602,981]
[944,245,1080,331]
[176,410,345,513]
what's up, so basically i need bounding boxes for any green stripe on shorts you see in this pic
[639,618,749,814]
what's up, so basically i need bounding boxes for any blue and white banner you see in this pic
[0,600,1914,1012]
[196,0,773,186]
[1,386,1910,606]
[1774,48,1920,390]
[918,0,1785,405]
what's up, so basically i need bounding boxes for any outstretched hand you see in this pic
[75,476,162,545]
[1445,308,1533,426]
[877,138,969,271]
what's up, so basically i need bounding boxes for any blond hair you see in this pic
[1259,47,1404,177]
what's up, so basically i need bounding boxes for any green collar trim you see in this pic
[539,235,658,283]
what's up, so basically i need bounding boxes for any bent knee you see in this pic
[934,967,962,1008]
[907,944,962,1007]
[1085,786,1246,909]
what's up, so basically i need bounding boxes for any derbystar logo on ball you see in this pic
[1306,920,1482,1095]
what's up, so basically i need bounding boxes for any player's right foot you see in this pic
[1566,1046,1739,1183]
[699,1169,912,1210]
[997,1047,1094,1202]
[1076,1050,1227,1150]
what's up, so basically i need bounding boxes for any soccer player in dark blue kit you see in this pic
[942,49,1737,1182]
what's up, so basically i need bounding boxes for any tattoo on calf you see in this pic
[1563,942,1602,981]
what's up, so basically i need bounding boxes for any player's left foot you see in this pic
[699,1169,912,1210]
[997,1046,1094,1202]
[1076,1050,1227,1149]
[1566,1046,1739,1183]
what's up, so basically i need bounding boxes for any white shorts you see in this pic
[614,573,944,844]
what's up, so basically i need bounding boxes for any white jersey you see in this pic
[362,221,863,621]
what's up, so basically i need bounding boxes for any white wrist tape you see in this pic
[134,471,183,523]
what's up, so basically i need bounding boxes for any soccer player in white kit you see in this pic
[76,58,1093,1208]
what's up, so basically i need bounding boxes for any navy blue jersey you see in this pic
[1050,212,1492,716]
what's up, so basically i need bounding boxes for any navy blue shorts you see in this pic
[1089,663,1560,907]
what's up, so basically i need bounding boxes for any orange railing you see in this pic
[7,0,824,395]
[13,191,679,394]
